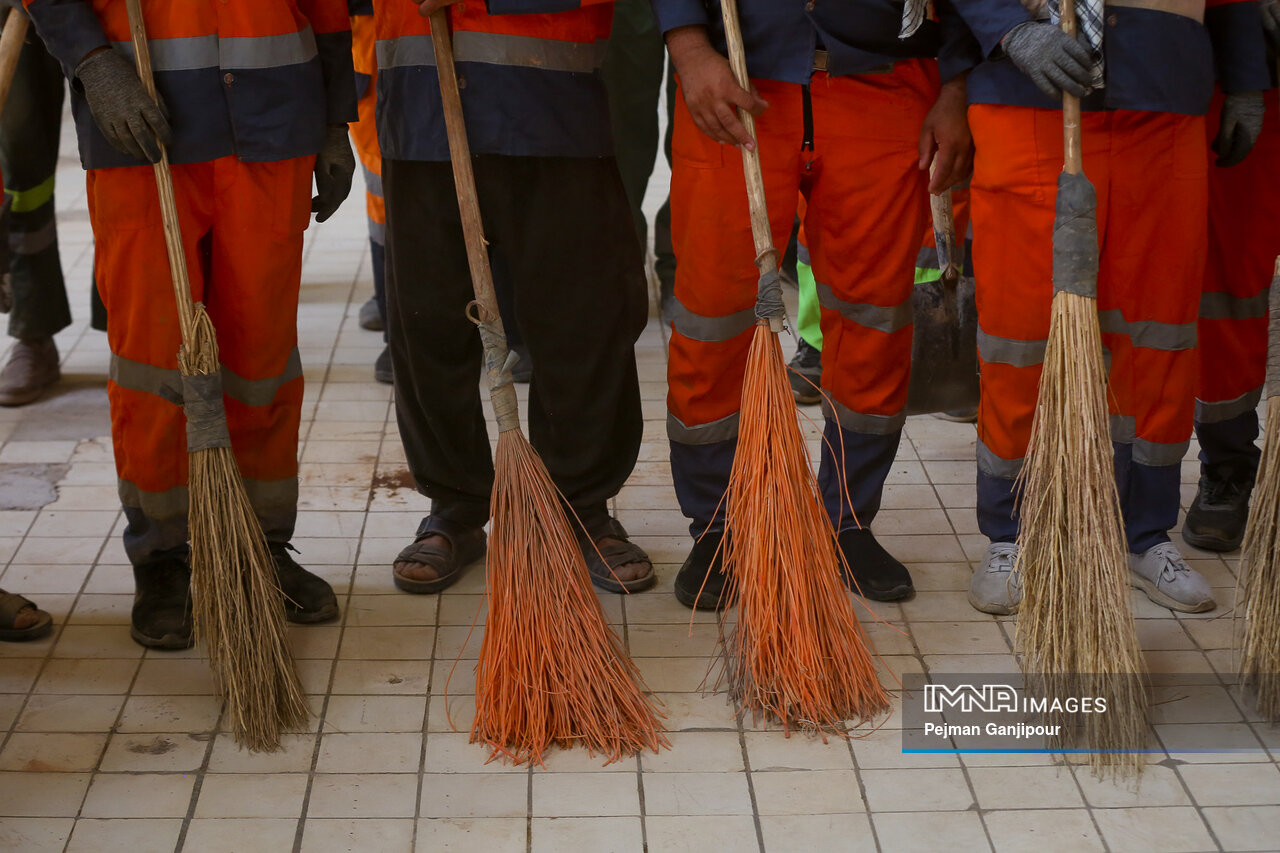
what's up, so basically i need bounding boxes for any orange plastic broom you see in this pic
[716,0,889,731]
[427,10,665,765]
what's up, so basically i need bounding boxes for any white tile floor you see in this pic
[0,119,1278,853]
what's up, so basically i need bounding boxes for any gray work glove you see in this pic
[312,125,355,222]
[1213,91,1265,167]
[1000,21,1093,100]
[1263,0,1279,52]
[75,48,171,163]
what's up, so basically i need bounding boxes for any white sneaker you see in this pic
[968,542,1021,615]
[1128,542,1215,613]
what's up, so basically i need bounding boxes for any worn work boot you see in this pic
[272,545,340,623]
[1183,475,1252,553]
[968,542,1021,615]
[131,558,194,650]
[358,296,384,332]
[374,345,393,385]
[1128,542,1215,613]
[787,338,822,405]
[674,531,729,610]
[0,337,60,407]
[837,528,914,601]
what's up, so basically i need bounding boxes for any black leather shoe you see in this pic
[272,544,340,623]
[1183,475,1252,552]
[374,346,392,385]
[787,339,822,405]
[131,557,194,650]
[674,531,729,610]
[837,528,913,601]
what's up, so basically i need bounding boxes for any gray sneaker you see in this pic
[968,542,1021,615]
[1128,542,1215,613]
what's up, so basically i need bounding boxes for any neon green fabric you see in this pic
[797,259,941,352]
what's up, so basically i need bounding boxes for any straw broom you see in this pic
[1237,258,1280,720]
[125,0,307,751]
[427,11,665,765]
[716,0,889,732]
[1012,0,1147,774]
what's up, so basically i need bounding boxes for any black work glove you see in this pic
[1213,91,1265,167]
[312,125,354,223]
[75,48,171,163]
[1000,21,1093,99]
[1263,0,1280,53]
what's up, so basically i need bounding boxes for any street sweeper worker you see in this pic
[951,0,1269,616]
[1182,5,1280,554]
[22,0,358,648]
[378,0,653,596]
[656,0,975,608]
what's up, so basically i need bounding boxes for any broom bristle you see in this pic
[1015,291,1148,775]
[470,428,668,766]
[182,306,309,752]
[721,324,890,732]
[1238,401,1280,720]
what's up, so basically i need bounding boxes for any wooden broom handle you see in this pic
[428,12,503,333]
[718,0,778,278]
[0,10,29,115]
[1060,0,1083,176]
[429,11,521,431]
[125,0,196,347]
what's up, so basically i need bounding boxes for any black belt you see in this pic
[813,49,895,75]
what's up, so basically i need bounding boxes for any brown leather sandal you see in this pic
[580,518,655,594]
[392,516,486,594]
[0,589,53,642]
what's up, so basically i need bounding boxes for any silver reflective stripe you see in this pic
[667,411,739,445]
[816,282,912,334]
[977,438,1023,479]
[1110,414,1136,443]
[109,349,303,408]
[119,477,297,519]
[377,32,607,74]
[1195,387,1262,424]
[976,328,1046,368]
[1199,290,1269,321]
[1097,310,1196,351]
[220,28,317,69]
[111,27,317,72]
[667,297,755,343]
[243,477,299,513]
[119,481,187,521]
[9,219,56,255]
[368,219,386,246]
[1134,437,1189,467]
[113,35,219,71]
[110,354,183,405]
[220,350,304,407]
[364,168,383,198]
[822,397,905,436]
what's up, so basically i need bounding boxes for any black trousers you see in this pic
[0,26,71,340]
[383,155,648,535]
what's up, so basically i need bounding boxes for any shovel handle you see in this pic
[1060,0,1083,175]
[125,0,196,347]
[429,10,519,432]
[718,0,778,280]
[0,10,29,117]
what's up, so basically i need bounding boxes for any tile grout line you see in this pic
[289,234,370,853]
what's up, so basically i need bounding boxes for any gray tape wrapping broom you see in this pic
[426,10,664,765]
[1012,0,1148,775]
[1237,258,1280,721]
[124,0,307,751]
[715,0,890,732]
